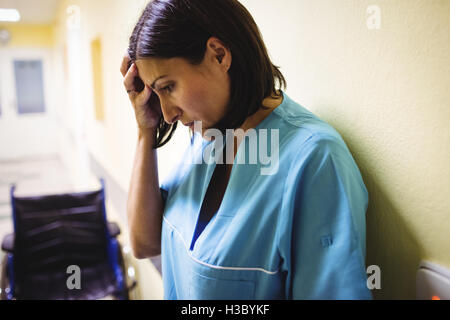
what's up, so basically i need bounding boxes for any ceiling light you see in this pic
[0,8,21,22]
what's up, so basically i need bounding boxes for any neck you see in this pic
[240,91,283,133]
[199,91,284,142]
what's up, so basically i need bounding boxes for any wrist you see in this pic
[138,128,157,144]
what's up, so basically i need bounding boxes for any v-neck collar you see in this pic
[190,91,288,251]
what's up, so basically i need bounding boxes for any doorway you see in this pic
[0,48,57,160]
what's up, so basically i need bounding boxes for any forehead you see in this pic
[135,57,192,79]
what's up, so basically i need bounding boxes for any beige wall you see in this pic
[0,23,54,47]
[50,0,449,299]
[240,0,450,299]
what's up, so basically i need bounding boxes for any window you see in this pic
[14,60,46,114]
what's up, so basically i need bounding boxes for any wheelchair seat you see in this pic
[1,179,129,300]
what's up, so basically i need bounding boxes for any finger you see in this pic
[135,84,152,107]
[123,63,137,92]
[120,53,131,77]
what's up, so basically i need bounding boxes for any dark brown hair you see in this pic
[128,0,287,148]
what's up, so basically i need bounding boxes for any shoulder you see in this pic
[277,117,369,225]
[270,93,366,197]
[271,93,354,169]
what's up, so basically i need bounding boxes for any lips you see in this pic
[183,121,194,127]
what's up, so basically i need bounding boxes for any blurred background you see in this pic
[0,0,448,299]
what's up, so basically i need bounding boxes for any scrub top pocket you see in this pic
[188,269,256,300]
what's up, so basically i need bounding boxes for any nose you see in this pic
[160,101,182,125]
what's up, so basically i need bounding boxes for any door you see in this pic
[0,48,58,160]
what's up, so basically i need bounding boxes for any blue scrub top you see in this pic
[159,91,373,300]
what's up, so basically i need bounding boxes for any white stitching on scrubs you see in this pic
[163,216,279,275]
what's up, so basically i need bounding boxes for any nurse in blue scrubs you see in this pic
[123,0,372,300]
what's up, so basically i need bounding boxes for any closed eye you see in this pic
[161,84,174,93]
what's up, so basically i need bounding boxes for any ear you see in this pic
[206,37,232,72]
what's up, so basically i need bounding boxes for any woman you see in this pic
[122,0,372,300]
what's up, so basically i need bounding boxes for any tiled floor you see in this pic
[0,154,74,200]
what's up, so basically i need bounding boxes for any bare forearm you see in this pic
[127,129,163,258]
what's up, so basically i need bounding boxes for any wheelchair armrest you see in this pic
[108,222,121,238]
[1,233,15,253]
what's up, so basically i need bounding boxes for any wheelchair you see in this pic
[0,179,137,300]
